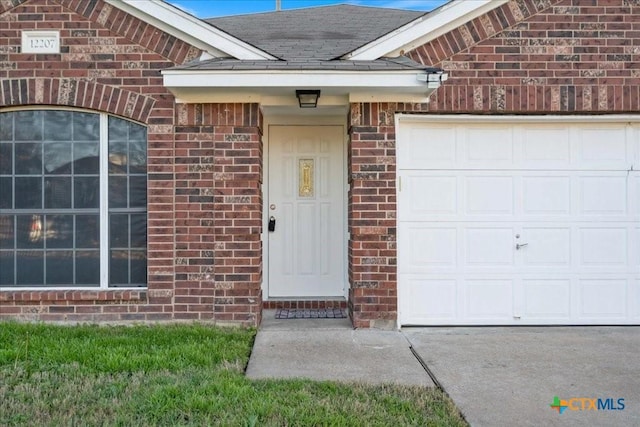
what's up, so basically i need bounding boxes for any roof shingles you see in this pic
[204,4,425,60]
[172,56,434,72]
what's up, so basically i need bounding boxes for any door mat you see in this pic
[275,308,347,319]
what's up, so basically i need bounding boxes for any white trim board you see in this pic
[345,0,509,60]
[261,116,349,301]
[162,70,443,103]
[105,0,276,60]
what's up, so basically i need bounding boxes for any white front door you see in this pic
[267,125,345,298]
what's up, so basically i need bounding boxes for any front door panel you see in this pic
[268,126,345,297]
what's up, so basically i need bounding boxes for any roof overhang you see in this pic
[162,69,447,104]
[105,0,276,60]
[344,0,509,60]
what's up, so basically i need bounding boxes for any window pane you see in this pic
[110,214,129,248]
[44,111,73,141]
[130,213,147,248]
[45,177,72,209]
[46,215,73,249]
[0,113,13,141]
[130,250,147,286]
[129,122,146,142]
[108,141,128,175]
[73,112,99,141]
[16,251,44,285]
[0,142,12,174]
[74,176,99,209]
[0,215,14,249]
[129,176,147,207]
[15,177,42,209]
[15,111,42,141]
[46,251,73,285]
[109,176,127,208]
[0,251,14,285]
[16,215,43,249]
[15,143,42,174]
[76,250,99,285]
[109,250,129,285]
[76,215,99,249]
[0,177,12,209]
[44,142,72,174]
[73,143,99,174]
[108,117,128,141]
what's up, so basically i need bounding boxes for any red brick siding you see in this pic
[409,0,640,112]
[263,300,348,310]
[0,0,262,325]
[174,103,263,325]
[347,103,429,328]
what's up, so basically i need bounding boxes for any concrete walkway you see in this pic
[245,310,434,387]
[247,315,639,426]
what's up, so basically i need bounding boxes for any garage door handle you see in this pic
[516,243,528,250]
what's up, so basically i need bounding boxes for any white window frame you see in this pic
[0,107,147,291]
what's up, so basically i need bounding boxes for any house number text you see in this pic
[21,31,60,54]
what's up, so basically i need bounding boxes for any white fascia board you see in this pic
[163,70,442,103]
[345,0,509,60]
[163,70,432,89]
[105,0,275,60]
[397,114,640,125]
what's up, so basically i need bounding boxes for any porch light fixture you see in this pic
[296,89,321,108]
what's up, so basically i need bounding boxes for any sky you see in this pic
[166,0,448,19]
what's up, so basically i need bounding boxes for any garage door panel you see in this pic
[522,176,571,215]
[579,279,628,319]
[465,228,515,266]
[463,127,514,166]
[580,176,628,216]
[523,279,571,319]
[465,176,514,215]
[580,228,628,267]
[521,127,571,166]
[406,227,457,269]
[404,278,457,322]
[578,127,628,167]
[400,125,457,169]
[521,228,571,267]
[405,175,457,215]
[465,280,513,319]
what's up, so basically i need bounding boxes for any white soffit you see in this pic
[162,70,443,103]
[344,0,509,60]
[105,0,276,60]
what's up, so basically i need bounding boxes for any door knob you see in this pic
[516,243,528,250]
[268,216,276,232]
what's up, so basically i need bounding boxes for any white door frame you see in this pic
[262,114,349,300]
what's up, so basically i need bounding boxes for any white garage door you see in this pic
[397,116,640,326]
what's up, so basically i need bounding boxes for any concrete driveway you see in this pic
[403,327,640,427]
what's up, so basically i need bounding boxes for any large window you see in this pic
[0,110,147,288]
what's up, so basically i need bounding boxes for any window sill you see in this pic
[0,289,148,303]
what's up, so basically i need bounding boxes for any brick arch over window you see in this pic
[0,78,155,123]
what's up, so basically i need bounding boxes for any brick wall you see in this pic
[0,0,262,325]
[409,0,640,112]
[348,103,427,328]
[174,103,263,325]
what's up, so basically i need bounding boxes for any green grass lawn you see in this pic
[0,323,467,426]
